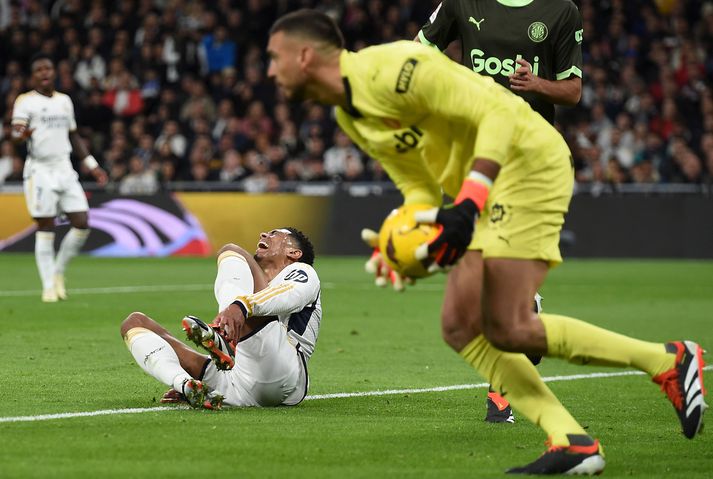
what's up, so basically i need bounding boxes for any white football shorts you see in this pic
[202,320,308,407]
[23,158,88,218]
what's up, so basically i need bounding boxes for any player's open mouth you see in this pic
[258,241,269,250]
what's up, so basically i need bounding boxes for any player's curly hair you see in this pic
[285,227,315,265]
[269,9,344,50]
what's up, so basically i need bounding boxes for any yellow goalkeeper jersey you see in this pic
[335,41,572,207]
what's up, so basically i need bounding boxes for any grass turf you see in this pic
[0,254,711,478]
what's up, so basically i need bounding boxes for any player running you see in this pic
[265,10,706,474]
[11,52,108,302]
[120,227,321,409]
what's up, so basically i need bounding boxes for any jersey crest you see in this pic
[527,22,548,43]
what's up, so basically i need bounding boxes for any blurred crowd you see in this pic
[0,0,712,192]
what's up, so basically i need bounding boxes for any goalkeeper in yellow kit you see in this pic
[266,9,707,475]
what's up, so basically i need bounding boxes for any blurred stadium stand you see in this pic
[1,0,712,192]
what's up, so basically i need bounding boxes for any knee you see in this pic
[120,311,150,337]
[482,314,531,353]
[440,309,480,352]
[217,243,249,259]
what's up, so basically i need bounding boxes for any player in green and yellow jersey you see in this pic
[266,10,707,475]
[416,0,584,423]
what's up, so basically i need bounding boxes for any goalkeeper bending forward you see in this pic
[120,228,321,409]
[265,10,707,475]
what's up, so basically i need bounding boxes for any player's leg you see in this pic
[439,251,512,423]
[34,217,57,302]
[54,173,92,300]
[120,311,222,409]
[446,255,589,439]
[471,258,604,473]
[183,244,268,369]
[485,294,542,423]
[224,320,304,407]
[485,256,706,438]
[53,211,90,300]
[24,166,59,301]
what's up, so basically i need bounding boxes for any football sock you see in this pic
[540,313,675,377]
[55,227,89,275]
[124,327,192,392]
[214,251,254,311]
[35,231,56,291]
[461,335,586,446]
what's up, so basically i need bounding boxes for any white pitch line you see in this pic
[0,284,211,297]
[1,366,710,424]
[0,282,443,297]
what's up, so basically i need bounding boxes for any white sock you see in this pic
[35,231,56,291]
[125,328,192,391]
[214,252,255,311]
[55,227,89,275]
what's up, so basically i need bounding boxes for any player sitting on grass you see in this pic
[120,227,321,409]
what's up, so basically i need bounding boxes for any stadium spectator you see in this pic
[199,25,237,75]
[323,130,363,181]
[0,139,16,183]
[119,154,159,195]
[219,149,248,182]
[0,0,710,188]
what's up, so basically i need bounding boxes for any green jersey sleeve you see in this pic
[418,1,457,50]
[554,2,583,80]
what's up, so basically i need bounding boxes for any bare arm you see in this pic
[69,131,91,159]
[69,131,108,185]
[509,59,582,106]
[471,158,501,183]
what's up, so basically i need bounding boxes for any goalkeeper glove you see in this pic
[414,171,492,271]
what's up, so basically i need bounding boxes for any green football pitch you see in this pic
[0,254,711,478]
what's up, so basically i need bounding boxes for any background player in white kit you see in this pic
[120,227,321,409]
[11,53,108,303]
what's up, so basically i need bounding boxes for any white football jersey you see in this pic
[11,90,77,162]
[235,262,322,359]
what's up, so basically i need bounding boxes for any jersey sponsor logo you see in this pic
[575,29,583,44]
[394,126,423,153]
[527,21,548,42]
[471,49,540,77]
[395,58,418,93]
[285,269,309,283]
[468,16,485,31]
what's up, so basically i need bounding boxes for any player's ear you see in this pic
[299,44,314,68]
[287,248,303,261]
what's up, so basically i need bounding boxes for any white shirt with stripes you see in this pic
[235,262,322,359]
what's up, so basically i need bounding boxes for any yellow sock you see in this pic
[460,335,587,446]
[540,313,675,377]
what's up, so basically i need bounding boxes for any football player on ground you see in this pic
[11,53,108,302]
[265,10,706,474]
[120,228,321,409]
[413,0,584,424]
